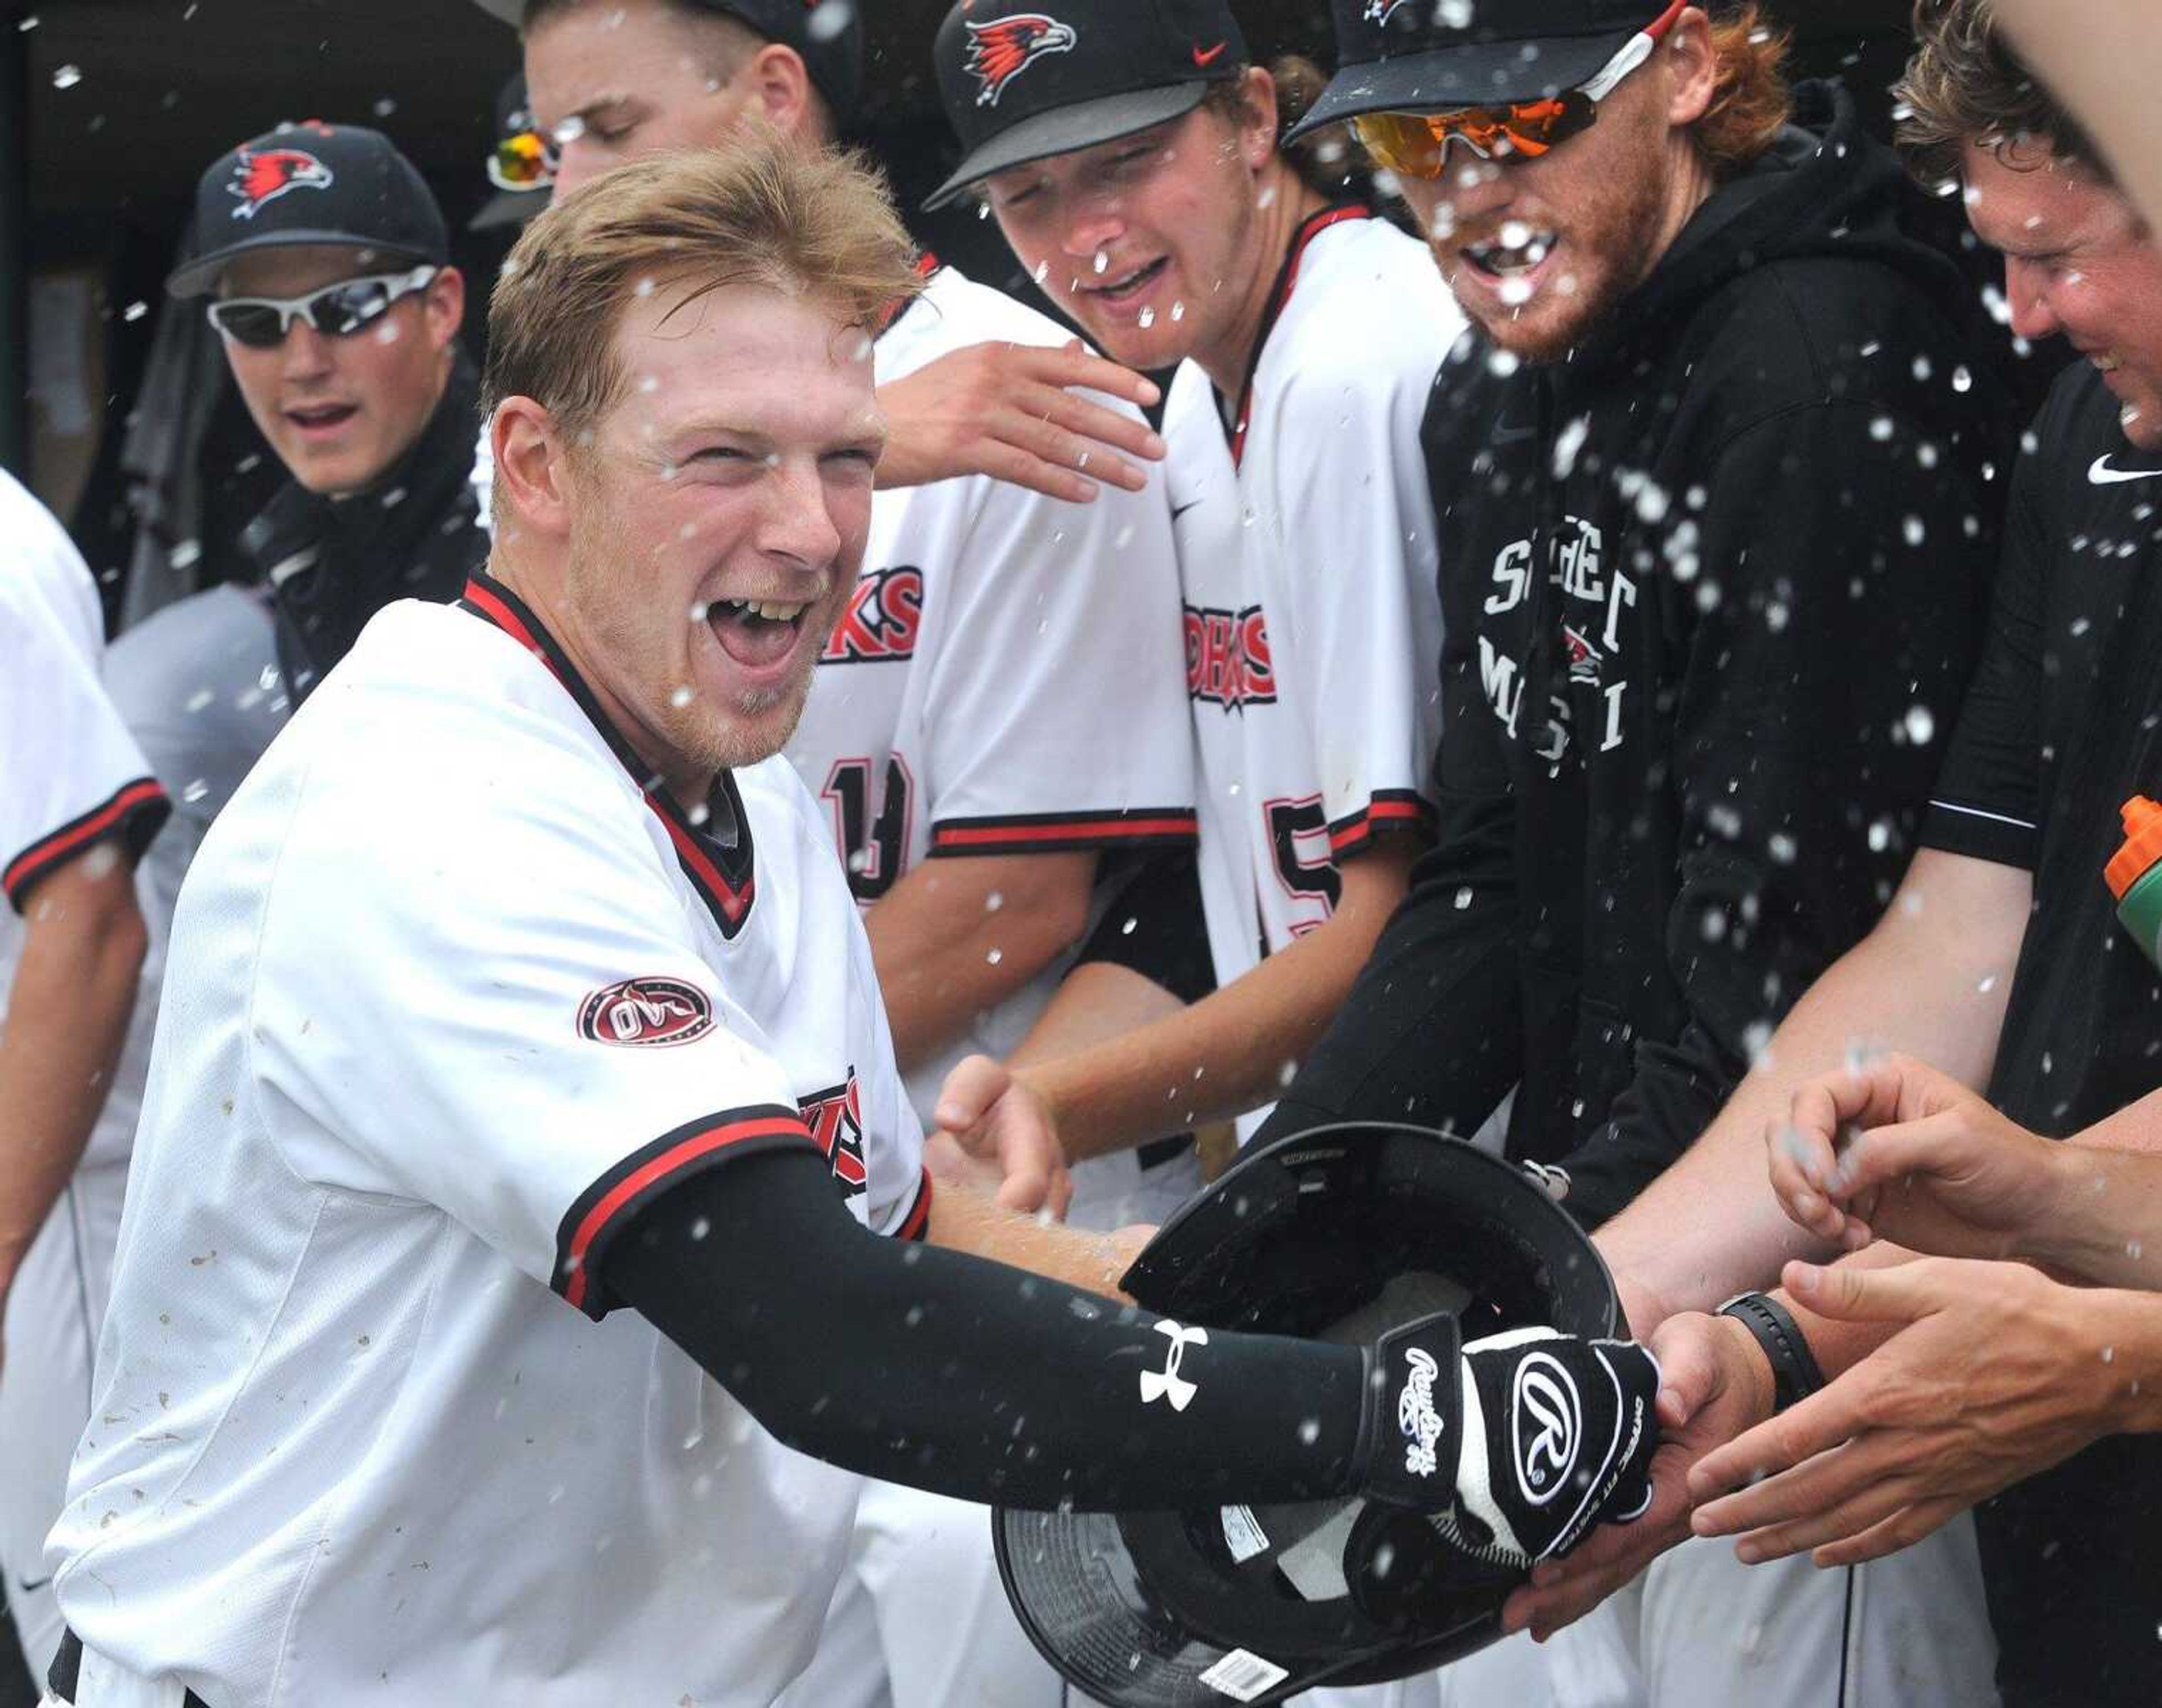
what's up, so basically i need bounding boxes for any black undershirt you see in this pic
[605,1144,1368,1512]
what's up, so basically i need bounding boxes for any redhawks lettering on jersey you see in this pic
[801,1071,869,1195]
[1183,602,1277,712]
[822,566,926,664]
[577,976,716,1048]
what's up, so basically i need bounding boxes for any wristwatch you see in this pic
[1716,1291,1826,1414]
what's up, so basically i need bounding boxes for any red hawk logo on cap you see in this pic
[1363,0,1416,22]
[963,12,1078,108]
[227,147,336,221]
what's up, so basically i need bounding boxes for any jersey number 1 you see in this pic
[823,756,913,904]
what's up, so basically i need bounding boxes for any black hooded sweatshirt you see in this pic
[241,346,488,703]
[1257,83,2020,1227]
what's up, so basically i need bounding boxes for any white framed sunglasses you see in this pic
[207,263,439,348]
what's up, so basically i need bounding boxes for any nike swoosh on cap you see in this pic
[1192,40,1227,65]
[16,1573,51,1593]
[2089,454,2162,485]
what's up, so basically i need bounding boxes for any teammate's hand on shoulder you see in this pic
[1770,1053,2058,1262]
[874,339,1164,502]
[933,1054,1073,1219]
[1500,1308,1772,1642]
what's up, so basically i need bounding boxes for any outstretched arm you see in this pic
[1689,1256,2162,1567]
[874,340,1164,502]
[1766,1053,2162,1288]
[606,1143,1661,1535]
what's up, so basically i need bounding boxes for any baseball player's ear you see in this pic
[491,396,575,540]
[1231,67,1279,172]
[744,43,815,138]
[1662,6,1718,129]
[424,265,467,349]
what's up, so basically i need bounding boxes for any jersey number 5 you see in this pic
[823,755,913,905]
[1266,795,1341,928]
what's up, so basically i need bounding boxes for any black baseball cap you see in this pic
[1285,0,1678,143]
[471,73,552,232]
[925,0,1246,211]
[471,0,864,118]
[167,122,448,299]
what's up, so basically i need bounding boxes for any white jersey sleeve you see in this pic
[248,712,822,1320]
[919,457,1194,857]
[0,472,168,911]
[1259,310,1448,860]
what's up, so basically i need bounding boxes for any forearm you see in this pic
[2026,1120,2162,1288]
[866,852,1093,1072]
[610,1149,1369,1512]
[1033,844,1417,1160]
[927,1173,1139,1299]
[0,870,146,1292]
[1598,855,2023,1324]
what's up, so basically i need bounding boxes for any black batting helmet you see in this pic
[994,1121,1620,1706]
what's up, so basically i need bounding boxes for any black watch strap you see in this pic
[1717,1291,1826,1413]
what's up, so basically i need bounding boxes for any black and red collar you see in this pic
[459,572,756,938]
[875,251,945,341]
[1226,203,1372,467]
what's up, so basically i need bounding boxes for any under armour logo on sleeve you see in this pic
[1140,1320,1209,1411]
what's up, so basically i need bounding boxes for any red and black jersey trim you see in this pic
[1327,790,1435,859]
[1226,203,1372,468]
[874,252,944,339]
[553,1103,816,1318]
[3,777,169,914]
[460,573,757,938]
[928,806,1199,858]
[891,1166,933,1244]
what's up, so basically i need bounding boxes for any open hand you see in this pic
[1690,1257,2142,1567]
[932,1054,1073,1219]
[875,339,1164,502]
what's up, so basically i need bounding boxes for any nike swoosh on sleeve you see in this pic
[2089,454,2162,485]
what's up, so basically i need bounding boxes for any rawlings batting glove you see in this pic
[1356,1318,1660,1568]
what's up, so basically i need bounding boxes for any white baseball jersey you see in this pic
[0,471,171,1682]
[1164,207,1458,1040]
[785,261,1195,1132]
[0,470,168,1161]
[50,574,930,1708]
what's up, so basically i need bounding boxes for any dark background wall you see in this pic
[13,0,1921,590]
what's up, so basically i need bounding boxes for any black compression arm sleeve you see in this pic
[605,1146,1369,1512]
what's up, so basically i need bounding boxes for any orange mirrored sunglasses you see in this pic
[1350,0,1685,179]
[488,130,557,193]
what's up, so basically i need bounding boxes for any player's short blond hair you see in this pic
[483,130,919,450]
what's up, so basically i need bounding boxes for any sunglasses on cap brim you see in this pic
[207,265,440,349]
[488,129,559,194]
[1352,0,1686,178]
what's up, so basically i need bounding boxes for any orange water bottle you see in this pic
[2105,796,2162,969]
